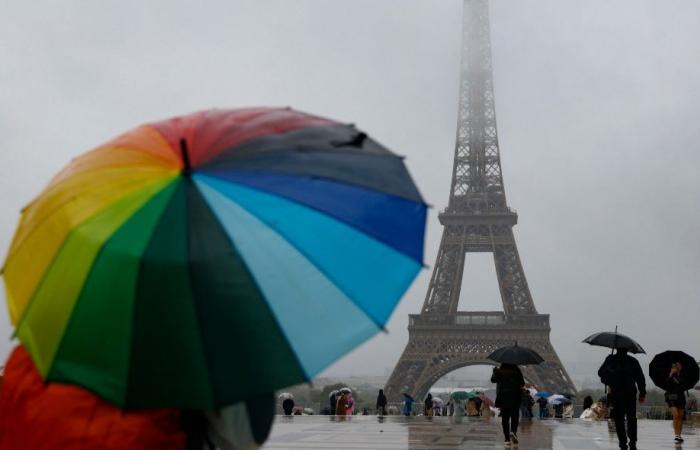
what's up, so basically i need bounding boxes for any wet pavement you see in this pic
[263,416,698,449]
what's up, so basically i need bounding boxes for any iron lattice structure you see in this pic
[384,0,576,402]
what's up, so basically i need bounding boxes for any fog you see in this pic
[1,1,699,385]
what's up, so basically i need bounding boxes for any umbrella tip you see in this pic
[179,138,191,175]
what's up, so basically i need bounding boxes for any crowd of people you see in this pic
[276,351,696,449]
[368,350,696,449]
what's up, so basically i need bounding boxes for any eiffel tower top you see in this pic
[446,0,512,217]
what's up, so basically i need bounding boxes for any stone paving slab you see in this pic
[263,416,699,450]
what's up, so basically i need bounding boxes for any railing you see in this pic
[454,312,504,326]
[381,403,690,420]
[409,313,549,329]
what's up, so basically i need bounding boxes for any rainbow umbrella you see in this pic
[2,107,426,409]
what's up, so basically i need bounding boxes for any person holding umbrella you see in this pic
[584,329,646,450]
[376,389,388,416]
[329,390,339,416]
[598,349,646,450]
[0,107,427,427]
[337,391,350,416]
[424,393,434,417]
[281,395,295,416]
[536,395,549,418]
[402,393,414,416]
[487,343,542,446]
[491,363,525,446]
[344,390,355,416]
[649,350,700,445]
[667,362,686,443]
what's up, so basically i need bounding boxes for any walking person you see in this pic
[536,396,548,418]
[424,393,433,417]
[598,349,646,450]
[402,393,414,416]
[329,391,338,415]
[446,399,454,416]
[335,392,348,416]
[282,397,295,416]
[665,362,687,444]
[520,390,534,419]
[376,389,388,416]
[345,391,355,416]
[491,363,525,446]
[433,398,443,416]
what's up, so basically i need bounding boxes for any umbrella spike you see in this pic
[179,138,191,174]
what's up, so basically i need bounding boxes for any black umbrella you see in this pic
[487,343,544,366]
[582,331,645,354]
[403,393,414,401]
[649,351,699,391]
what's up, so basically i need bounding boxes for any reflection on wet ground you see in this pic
[263,416,698,449]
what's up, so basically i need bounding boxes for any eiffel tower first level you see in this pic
[384,0,576,401]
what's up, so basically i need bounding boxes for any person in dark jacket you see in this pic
[536,396,548,418]
[520,390,534,419]
[329,391,338,415]
[598,349,646,450]
[376,389,388,415]
[424,393,433,416]
[402,393,414,416]
[282,398,295,416]
[491,363,525,446]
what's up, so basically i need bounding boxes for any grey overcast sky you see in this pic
[1,1,699,383]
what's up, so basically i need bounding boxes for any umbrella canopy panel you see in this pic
[582,331,645,354]
[2,108,427,409]
[450,391,470,401]
[487,344,544,366]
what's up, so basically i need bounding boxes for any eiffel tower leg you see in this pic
[384,339,431,403]
[524,341,577,394]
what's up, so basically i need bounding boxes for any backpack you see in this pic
[599,357,625,387]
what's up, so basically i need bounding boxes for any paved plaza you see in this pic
[263,416,699,450]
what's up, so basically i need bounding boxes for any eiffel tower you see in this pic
[384,0,576,402]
